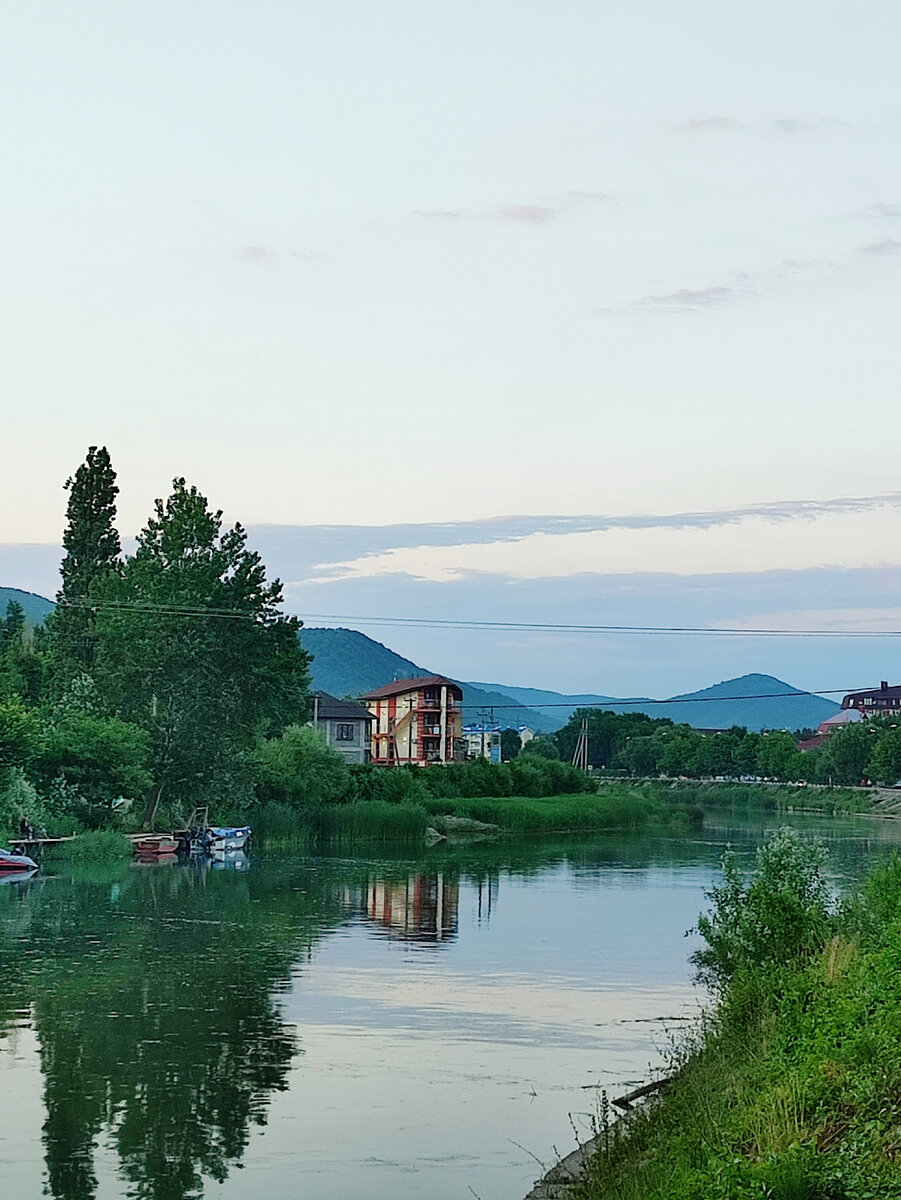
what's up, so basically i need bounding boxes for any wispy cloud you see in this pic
[637,284,748,312]
[859,237,901,256]
[412,209,464,221]
[496,204,556,225]
[859,203,901,222]
[674,116,845,135]
[306,494,901,585]
[769,117,845,134]
[412,191,610,229]
[310,501,901,585]
[674,116,745,133]
[239,245,314,263]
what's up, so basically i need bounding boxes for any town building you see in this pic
[842,682,901,719]
[462,724,502,762]
[311,691,373,764]
[361,676,465,766]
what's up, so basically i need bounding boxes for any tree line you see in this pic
[1,447,312,836]
[0,448,592,840]
[540,706,901,787]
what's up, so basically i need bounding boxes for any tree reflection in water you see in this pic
[1,858,350,1200]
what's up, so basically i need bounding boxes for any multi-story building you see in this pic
[362,676,465,766]
[462,724,502,762]
[311,691,373,764]
[842,682,901,719]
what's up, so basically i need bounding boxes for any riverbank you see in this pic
[237,789,703,844]
[575,839,901,1199]
[595,777,881,815]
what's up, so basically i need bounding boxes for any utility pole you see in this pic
[572,717,590,771]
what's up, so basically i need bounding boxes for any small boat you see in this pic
[133,837,179,856]
[0,848,39,873]
[205,826,251,852]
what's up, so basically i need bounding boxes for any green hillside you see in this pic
[297,627,559,733]
[470,672,841,732]
[0,586,55,625]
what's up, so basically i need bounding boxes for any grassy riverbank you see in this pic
[578,839,901,1200]
[596,778,876,815]
[240,788,702,845]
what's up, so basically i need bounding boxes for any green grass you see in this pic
[234,789,700,846]
[423,791,702,834]
[594,779,872,816]
[578,852,901,1200]
[56,829,134,865]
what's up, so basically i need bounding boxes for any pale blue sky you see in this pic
[3,2,901,694]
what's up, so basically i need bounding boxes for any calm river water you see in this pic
[2,810,901,1200]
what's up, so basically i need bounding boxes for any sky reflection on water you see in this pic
[2,813,901,1200]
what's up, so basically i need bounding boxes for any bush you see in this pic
[693,827,833,992]
[253,725,351,807]
[59,829,133,865]
[0,767,43,842]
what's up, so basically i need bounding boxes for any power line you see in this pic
[457,685,874,711]
[295,612,901,638]
[51,600,901,638]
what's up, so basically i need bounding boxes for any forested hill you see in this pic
[470,673,841,732]
[0,587,55,624]
[297,627,560,733]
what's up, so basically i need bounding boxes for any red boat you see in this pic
[0,848,38,872]
[133,837,179,856]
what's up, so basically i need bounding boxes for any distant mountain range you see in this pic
[0,586,55,625]
[0,592,844,733]
[470,673,841,732]
[301,628,841,733]
[298,627,561,733]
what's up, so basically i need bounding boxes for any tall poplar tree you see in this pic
[47,446,121,683]
[95,478,311,817]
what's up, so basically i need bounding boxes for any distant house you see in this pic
[311,691,373,764]
[798,706,864,751]
[842,682,901,719]
[462,724,501,761]
[362,676,465,766]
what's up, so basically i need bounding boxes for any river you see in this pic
[2,810,900,1200]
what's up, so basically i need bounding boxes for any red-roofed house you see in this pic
[361,676,465,766]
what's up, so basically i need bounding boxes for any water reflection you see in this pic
[2,815,901,1200]
[349,873,460,943]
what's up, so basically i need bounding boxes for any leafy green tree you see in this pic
[33,713,152,827]
[0,697,40,769]
[519,735,560,760]
[46,446,121,684]
[95,479,311,815]
[253,725,350,807]
[756,731,803,781]
[732,730,762,776]
[867,727,901,785]
[499,727,521,760]
[820,721,878,785]
[620,732,665,776]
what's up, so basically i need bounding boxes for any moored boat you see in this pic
[133,837,179,856]
[205,826,251,852]
[0,848,39,873]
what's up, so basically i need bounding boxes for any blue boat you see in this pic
[205,826,252,852]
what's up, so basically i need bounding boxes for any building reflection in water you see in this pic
[346,873,460,943]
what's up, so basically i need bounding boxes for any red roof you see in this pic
[361,676,463,701]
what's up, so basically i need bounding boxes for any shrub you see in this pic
[693,827,834,992]
[253,725,351,807]
[59,829,133,865]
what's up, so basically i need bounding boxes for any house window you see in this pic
[336,723,355,741]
